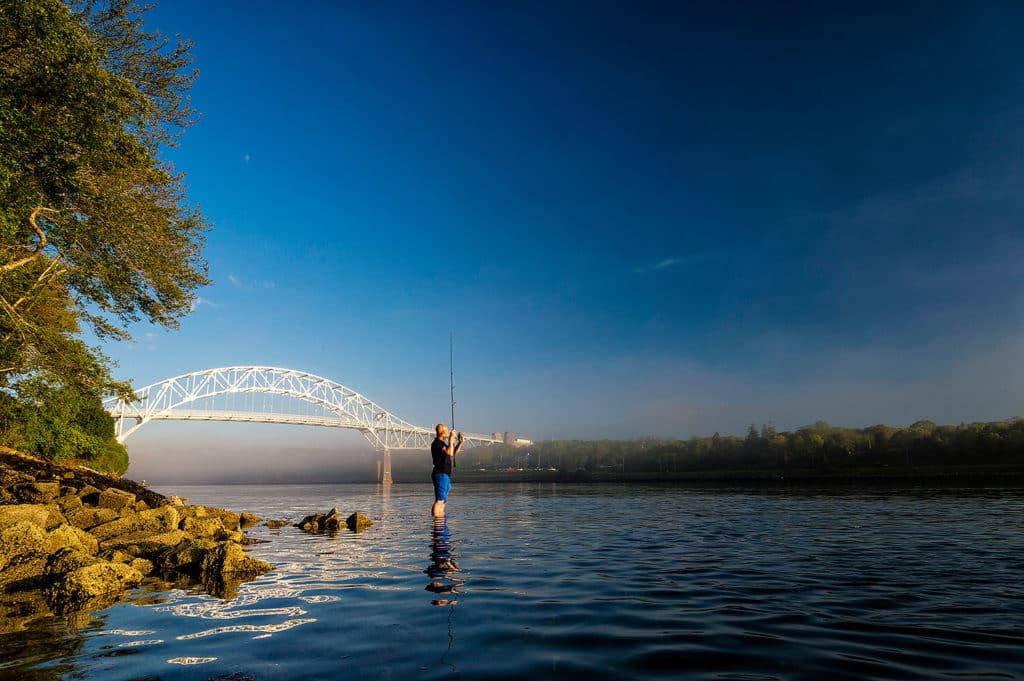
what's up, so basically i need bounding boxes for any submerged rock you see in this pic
[346,512,373,532]
[297,508,373,534]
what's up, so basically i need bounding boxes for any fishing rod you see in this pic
[449,332,456,434]
[450,332,457,468]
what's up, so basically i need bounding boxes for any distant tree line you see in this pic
[466,419,1024,476]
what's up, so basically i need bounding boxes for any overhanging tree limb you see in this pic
[0,206,56,276]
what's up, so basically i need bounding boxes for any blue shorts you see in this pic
[432,473,451,502]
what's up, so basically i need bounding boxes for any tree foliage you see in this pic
[0,0,208,467]
[0,0,208,392]
[470,418,1024,478]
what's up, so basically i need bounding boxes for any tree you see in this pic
[0,0,208,395]
[0,0,208,467]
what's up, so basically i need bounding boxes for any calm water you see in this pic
[2,483,1023,680]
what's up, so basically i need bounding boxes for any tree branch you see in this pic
[0,207,57,275]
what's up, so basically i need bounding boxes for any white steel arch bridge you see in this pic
[103,366,507,483]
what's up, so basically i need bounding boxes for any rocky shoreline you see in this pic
[0,447,273,634]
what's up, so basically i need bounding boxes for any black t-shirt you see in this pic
[431,437,452,476]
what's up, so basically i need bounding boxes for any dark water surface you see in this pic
[2,483,1022,680]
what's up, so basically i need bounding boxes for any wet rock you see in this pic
[297,511,325,533]
[266,520,289,529]
[240,512,261,527]
[0,504,50,530]
[45,560,143,615]
[0,448,275,619]
[297,508,372,533]
[130,558,155,576]
[346,512,373,532]
[201,541,273,579]
[159,537,218,572]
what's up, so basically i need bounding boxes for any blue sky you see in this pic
[107,1,1023,476]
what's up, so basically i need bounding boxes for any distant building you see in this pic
[504,431,515,445]
[492,432,502,441]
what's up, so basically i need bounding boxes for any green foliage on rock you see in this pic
[0,0,208,467]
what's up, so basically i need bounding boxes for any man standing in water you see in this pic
[431,423,464,517]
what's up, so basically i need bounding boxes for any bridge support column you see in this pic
[380,448,392,485]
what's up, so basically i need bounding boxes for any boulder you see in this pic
[197,541,273,600]
[159,537,217,572]
[240,512,261,527]
[0,504,50,530]
[45,524,98,556]
[43,504,66,530]
[346,512,373,532]
[0,521,49,572]
[66,507,119,531]
[13,482,60,504]
[45,547,99,576]
[97,488,136,512]
[297,508,341,533]
[180,506,240,531]
[129,558,155,576]
[105,550,134,564]
[201,541,273,580]
[89,506,180,542]
[100,529,185,554]
[296,512,323,532]
[57,494,83,513]
[182,516,226,540]
[266,520,289,529]
[77,485,102,505]
[44,560,143,615]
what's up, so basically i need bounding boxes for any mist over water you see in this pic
[2,483,1022,680]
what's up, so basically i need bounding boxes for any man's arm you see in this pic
[451,431,465,456]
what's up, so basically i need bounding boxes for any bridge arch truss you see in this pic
[103,366,502,451]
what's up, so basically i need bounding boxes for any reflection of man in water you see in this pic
[431,423,463,517]
[426,516,460,606]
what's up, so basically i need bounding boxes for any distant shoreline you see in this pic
[447,463,1024,485]
[144,463,1024,487]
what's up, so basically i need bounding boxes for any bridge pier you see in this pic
[380,448,392,485]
